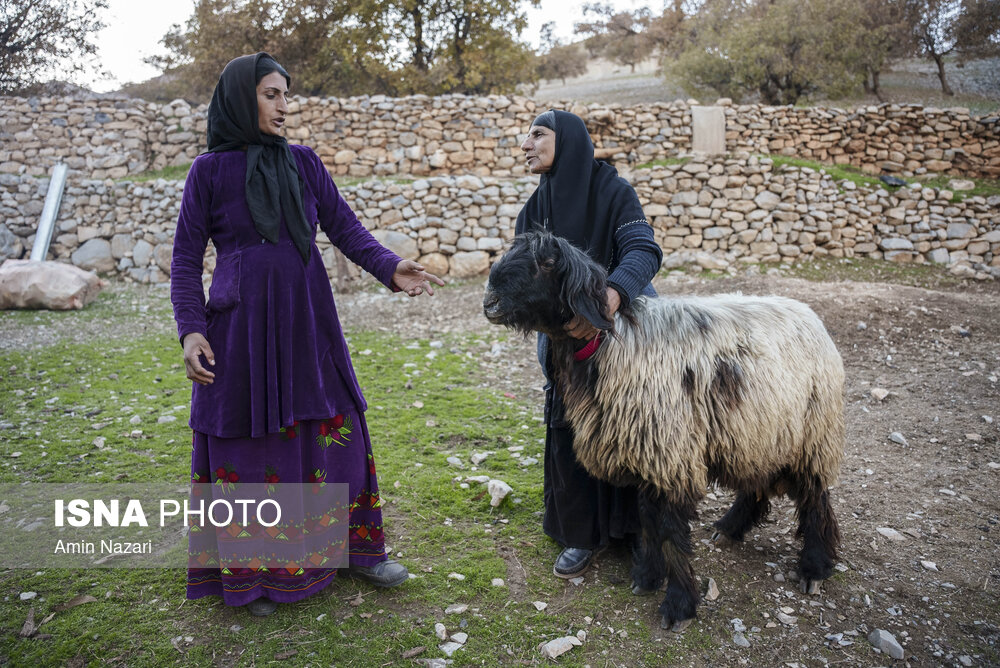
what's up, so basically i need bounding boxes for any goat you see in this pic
[483,230,844,631]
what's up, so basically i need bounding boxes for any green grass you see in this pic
[0,302,692,665]
[125,163,192,183]
[761,154,1000,201]
[776,254,970,289]
[336,175,417,188]
[913,174,1000,200]
[760,155,884,190]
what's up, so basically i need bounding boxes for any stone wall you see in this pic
[632,156,999,280]
[0,96,204,181]
[3,155,997,285]
[2,94,998,182]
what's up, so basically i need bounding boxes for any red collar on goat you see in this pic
[574,332,603,362]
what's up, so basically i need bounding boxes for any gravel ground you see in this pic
[2,271,999,664]
[338,271,1000,666]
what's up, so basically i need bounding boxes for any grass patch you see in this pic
[0,298,689,665]
[335,175,417,188]
[125,163,192,183]
[914,174,1000,200]
[762,154,1000,201]
[761,155,884,190]
[636,156,692,169]
[780,255,969,289]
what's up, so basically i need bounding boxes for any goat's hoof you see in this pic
[661,617,694,633]
[632,584,656,596]
[800,579,822,595]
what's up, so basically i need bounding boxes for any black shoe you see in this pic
[553,547,595,578]
[247,598,277,617]
[347,559,409,587]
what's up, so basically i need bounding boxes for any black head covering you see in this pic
[206,52,312,263]
[515,110,639,271]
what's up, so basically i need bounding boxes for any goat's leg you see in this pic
[630,490,667,596]
[790,475,841,595]
[656,498,699,632]
[712,490,771,542]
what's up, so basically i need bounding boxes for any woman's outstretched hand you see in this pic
[392,260,446,297]
[182,332,216,385]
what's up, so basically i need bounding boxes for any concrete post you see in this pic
[691,107,726,155]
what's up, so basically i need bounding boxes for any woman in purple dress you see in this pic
[170,52,443,617]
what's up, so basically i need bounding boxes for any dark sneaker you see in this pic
[347,559,409,587]
[553,547,595,578]
[247,598,277,616]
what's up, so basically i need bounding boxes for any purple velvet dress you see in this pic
[171,144,402,606]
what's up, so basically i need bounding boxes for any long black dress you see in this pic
[515,110,662,550]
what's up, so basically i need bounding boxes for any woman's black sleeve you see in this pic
[606,187,662,307]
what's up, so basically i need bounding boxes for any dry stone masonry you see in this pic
[2,154,996,284]
[1,93,997,283]
[2,94,998,180]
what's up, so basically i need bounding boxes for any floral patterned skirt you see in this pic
[186,410,388,606]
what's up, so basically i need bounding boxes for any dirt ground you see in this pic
[336,271,1000,666]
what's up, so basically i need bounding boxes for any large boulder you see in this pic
[449,251,490,278]
[0,223,23,260]
[417,252,449,279]
[71,238,115,273]
[371,230,419,260]
[0,259,103,310]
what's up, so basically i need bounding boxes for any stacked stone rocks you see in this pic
[0,96,153,180]
[2,94,997,180]
[0,95,206,181]
[2,154,996,284]
[632,155,999,280]
[726,102,1000,177]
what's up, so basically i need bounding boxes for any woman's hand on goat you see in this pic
[565,287,621,340]
[392,260,446,297]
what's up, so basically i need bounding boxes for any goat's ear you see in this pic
[571,291,614,331]
[554,236,614,331]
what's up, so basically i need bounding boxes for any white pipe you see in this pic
[30,163,68,261]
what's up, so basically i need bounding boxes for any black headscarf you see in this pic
[515,110,641,271]
[206,52,312,263]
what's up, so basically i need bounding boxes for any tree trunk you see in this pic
[933,53,954,96]
[872,69,885,103]
[410,2,428,71]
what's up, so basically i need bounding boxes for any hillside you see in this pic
[531,55,1000,114]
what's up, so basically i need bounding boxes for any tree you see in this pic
[574,2,655,72]
[902,0,1000,96]
[152,0,537,100]
[535,21,586,85]
[953,0,1000,60]
[848,0,912,101]
[393,0,539,95]
[905,0,962,95]
[537,42,587,84]
[0,0,108,94]
[667,0,866,105]
[147,0,397,101]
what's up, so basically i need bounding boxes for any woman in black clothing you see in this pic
[516,109,663,578]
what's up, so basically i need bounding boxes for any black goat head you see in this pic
[483,230,613,339]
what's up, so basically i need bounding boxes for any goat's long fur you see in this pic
[484,230,846,628]
[560,293,844,504]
